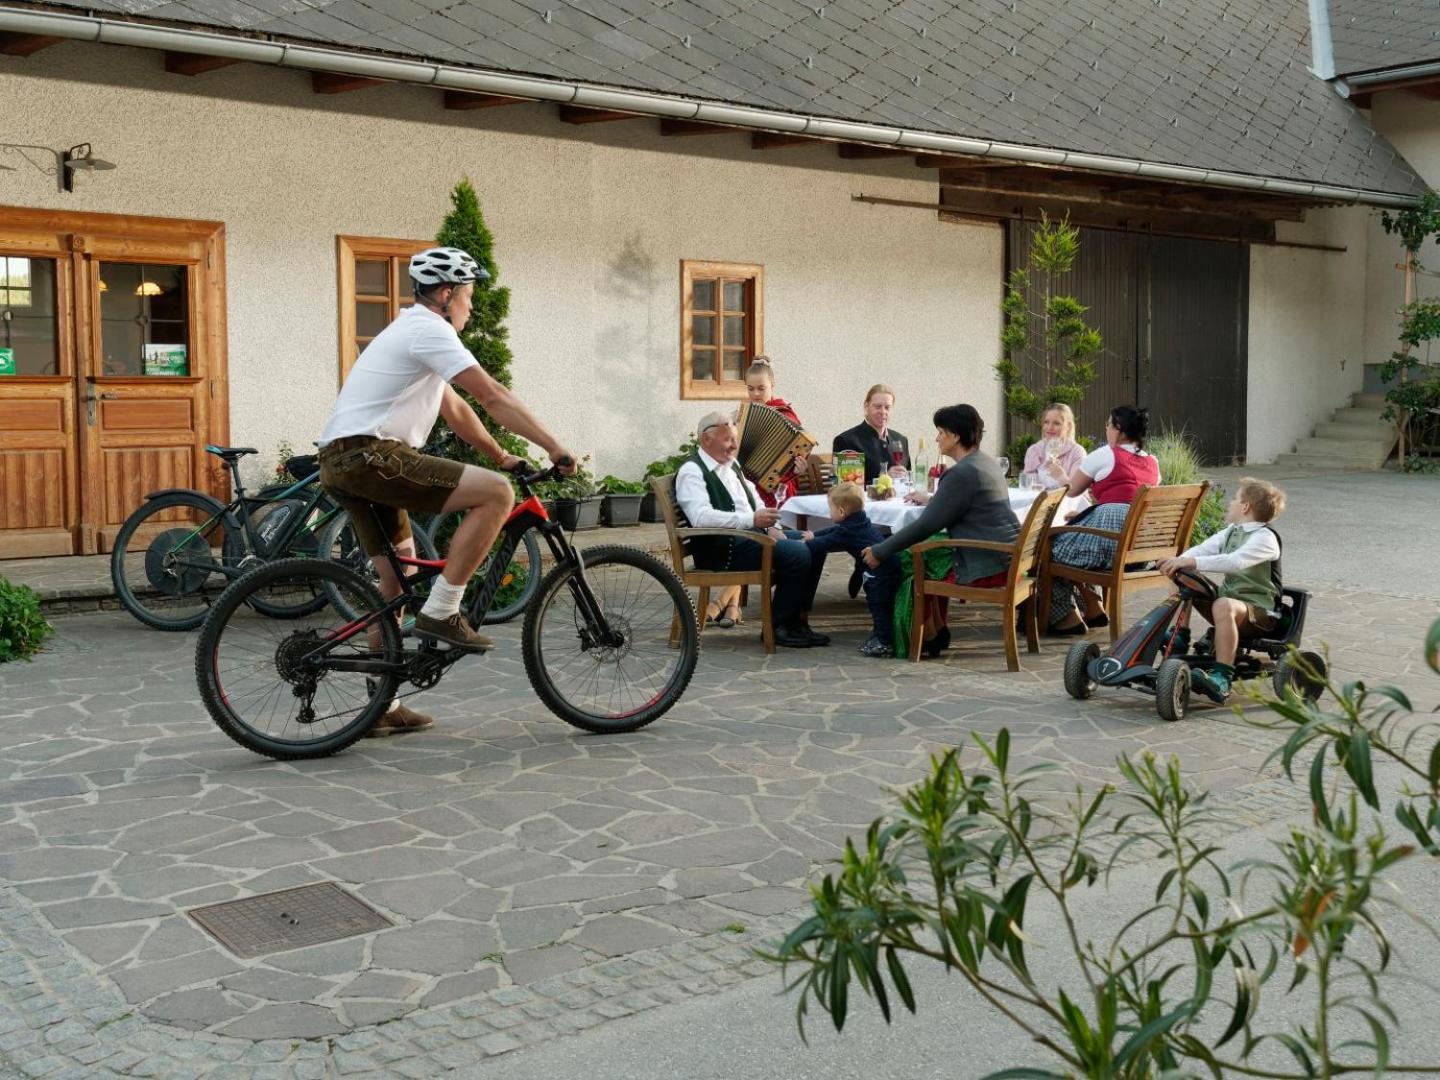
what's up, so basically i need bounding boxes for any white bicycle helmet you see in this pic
[409,246,488,287]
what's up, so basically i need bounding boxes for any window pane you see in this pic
[722,280,745,312]
[722,350,746,381]
[692,314,715,347]
[723,315,745,347]
[692,279,715,311]
[356,301,389,338]
[691,349,715,382]
[0,257,59,376]
[356,259,389,297]
[99,262,192,376]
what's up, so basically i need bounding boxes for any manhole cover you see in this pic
[188,883,391,959]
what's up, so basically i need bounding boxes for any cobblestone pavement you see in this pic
[1,567,1436,1077]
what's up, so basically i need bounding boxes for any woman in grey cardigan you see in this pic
[863,404,1019,658]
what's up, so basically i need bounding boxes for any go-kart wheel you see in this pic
[1272,651,1327,703]
[1064,641,1099,699]
[1155,658,1191,723]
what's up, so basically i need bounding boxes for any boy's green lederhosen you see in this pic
[319,437,465,555]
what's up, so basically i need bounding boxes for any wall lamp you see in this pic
[0,142,116,192]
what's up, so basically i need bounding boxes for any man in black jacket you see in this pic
[831,383,911,484]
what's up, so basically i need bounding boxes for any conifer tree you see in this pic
[428,178,529,463]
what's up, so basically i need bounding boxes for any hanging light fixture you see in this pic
[134,280,163,297]
[60,143,116,193]
[98,279,108,293]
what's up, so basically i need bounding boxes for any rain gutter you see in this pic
[0,5,1420,209]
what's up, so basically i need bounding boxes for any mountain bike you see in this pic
[110,444,436,630]
[195,460,699,759]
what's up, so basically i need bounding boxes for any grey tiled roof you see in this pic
[1329,0,1440,78]
[13,0,1427,195]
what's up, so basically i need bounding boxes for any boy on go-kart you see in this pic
[1157,477,1286,702]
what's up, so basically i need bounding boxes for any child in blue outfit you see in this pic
[800,483,901,657]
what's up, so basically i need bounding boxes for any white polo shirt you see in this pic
[319,305,479,449]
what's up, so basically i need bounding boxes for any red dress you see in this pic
[751,397,806,508]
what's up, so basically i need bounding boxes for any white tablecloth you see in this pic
[778,488,1085,533]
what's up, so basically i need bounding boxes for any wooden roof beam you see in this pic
[751,131,817,149]
[660,119,736,136]
[164,52,240,76]
[313,72,385,94]
[558,105,641,124]
[838,143,911,159]
[940,175,1310,222]
[443,89,524,109]
[0,32,64,56]
[914,153,999,169]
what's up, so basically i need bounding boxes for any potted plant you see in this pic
[535,456,602,530]
[640,432,699,522]
[599,475,647,526]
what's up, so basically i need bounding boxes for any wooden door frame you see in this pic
[0,205,228,555]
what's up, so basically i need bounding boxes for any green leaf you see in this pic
[1345,728,1380,810]
[1309,743,1332,829]
[1426,616,1440,673]
[1113,1003,1193,1067]
[980,1071,1070,1080]
[1215,964,1259,1048]
[885,947,917,1015]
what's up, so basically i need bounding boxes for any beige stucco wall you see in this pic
[2,40,1002,484]
[1246,206,1371,463]
[1363,91,1440,368]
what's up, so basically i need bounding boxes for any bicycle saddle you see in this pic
[205,445,258,461]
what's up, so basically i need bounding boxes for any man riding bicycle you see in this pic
[318,246,576,735]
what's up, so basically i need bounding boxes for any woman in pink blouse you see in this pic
[1022,403,1086,489]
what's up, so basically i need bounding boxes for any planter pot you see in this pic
[639,491,665,523]
[548,496,603,531]
[602,493,644,526]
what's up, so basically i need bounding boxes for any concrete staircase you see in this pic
[1273,392,1397,470]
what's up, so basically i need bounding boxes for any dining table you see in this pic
[777,486,1087,533]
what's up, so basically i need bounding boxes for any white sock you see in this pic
[420,578,466,620]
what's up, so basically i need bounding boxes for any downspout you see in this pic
[1309,0,1336,80]
[0,5,1420,209]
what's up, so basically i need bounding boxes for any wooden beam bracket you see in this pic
[164,52,241,77]
[837,143,910,159]
[443,89,524,110]
[751,131,817,149]
[558,105,640,124]
[312,72,386,94]
[0,32,64,56]
[660,119,736,136]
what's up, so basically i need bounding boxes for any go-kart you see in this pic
[1062,567,1327,722]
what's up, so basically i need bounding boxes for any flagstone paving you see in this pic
[0,573,1436,1077]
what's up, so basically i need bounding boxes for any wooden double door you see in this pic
[0,207,229,558]
[1006,222,1249,465]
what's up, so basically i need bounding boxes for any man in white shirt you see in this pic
[675,412,823,649]
[318,247,574,732]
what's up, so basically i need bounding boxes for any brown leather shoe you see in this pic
[413,612,493,652]
[365,700,435,737]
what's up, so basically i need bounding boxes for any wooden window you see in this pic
[336,235,426,382]
[96,262,192,376]
[680,260,763,399]
[0,256,60,376]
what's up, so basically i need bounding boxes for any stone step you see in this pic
[1273,452,1386,471]
[1330,407,1392,426]
[1352,392,1388,410]
[1291,437,1393,468]
[1313,420,1396,442]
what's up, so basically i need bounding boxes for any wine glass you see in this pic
[1045,437,1063,463]
[995,456,1011,480]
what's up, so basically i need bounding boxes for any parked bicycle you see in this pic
[195,460,699,759]
[110,444,432,631]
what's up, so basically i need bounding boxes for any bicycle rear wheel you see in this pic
[196,558,402,760]
[317,511,438,620]
[522,544,698,734]
[111,491,244,631]
[424,512,542,625]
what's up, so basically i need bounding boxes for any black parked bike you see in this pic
[195,460,698,759]
[110,444,433,631]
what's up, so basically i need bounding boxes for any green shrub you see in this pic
[533,456,597,501]
[643,433,700,479]
[1004,434,1037,471]
[1149,429,1226,544]
[0,577,52,662]
[599,475,647,495]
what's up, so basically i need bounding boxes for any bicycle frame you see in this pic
[302,466,617,676]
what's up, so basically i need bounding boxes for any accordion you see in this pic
[736,401,817,493]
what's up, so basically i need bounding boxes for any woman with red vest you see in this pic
[1045,405,1161,634]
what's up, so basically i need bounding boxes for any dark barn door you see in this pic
[1005,223,1248,465]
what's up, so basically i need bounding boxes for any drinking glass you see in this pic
[995,456,1011,479]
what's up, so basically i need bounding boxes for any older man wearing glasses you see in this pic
[674,412,828,649]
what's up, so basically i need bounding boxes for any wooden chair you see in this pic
[1036,482,1209,643]
[650,474,776,653]
[908,487,1066,671]
[795,452,835,496]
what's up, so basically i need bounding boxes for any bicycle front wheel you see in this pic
[424,512,542,625]
[196,558,402,760]
[111,491,244,631]
[522,544,698,734]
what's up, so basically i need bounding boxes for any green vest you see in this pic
[1216,525,1281,612]
[683,451,757,566]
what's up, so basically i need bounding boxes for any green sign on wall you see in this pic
[0,348,14,376]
